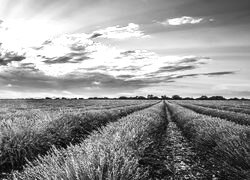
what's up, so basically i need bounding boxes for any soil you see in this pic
[139,107,224,180]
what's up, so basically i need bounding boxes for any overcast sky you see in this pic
[0,0,250,98]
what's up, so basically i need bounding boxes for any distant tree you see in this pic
[208,96,226,100]
[147,94,154,99]
[119,96,128,99]
[172,95,182,100]
[161,95,172,100]
[152,96,160,99]
[161,95,167,100]
[79,98,84,100]
[183,97,194,100]
[197,95,208,100]
[136,96,146,99]
[45,97,52,100]
[229,97,239,100]
[61,97,67,100]
[241,98,247,101]
[88,97,98,99]
[147,94,159,99]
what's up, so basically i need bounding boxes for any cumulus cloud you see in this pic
[0,48,26,66]
[0,31,212,80]
[91,23,148,39]
[160,16,204,26]
[0,20,225,97]
[0,36,213,94]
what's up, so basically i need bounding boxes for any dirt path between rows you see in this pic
[139,107,221,179]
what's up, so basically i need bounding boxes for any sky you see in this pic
[0,0,250,98]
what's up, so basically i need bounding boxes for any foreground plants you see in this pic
[167,102,250,179]
[178,102,250,125]
[12,102,166,180]
[0,101,157,174]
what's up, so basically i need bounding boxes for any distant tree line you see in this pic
[43,95,248,100]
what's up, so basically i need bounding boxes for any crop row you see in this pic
[177,103,250,126]
[166,102,250,179]
[186,100,250,109]
[12,102,166,179]
[0,100,152,122]
[193,103,250,115]
[0,101,158,174]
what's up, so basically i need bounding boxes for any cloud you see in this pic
[90,33,102,39]
[42,55,90,64]
[173,71,235,79]
[0,53,212,95]
[0,23,220,97]
[180,57,205,63]
[159,16,205,26]
[0,68,147,93]
[0,49,26,66]
[120,50,136,56]
[117,74,136,79]
[203,71,235,76]
[91,23,148,39]
[157,65,196,73]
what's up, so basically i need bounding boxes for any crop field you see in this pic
[0,99,249,179]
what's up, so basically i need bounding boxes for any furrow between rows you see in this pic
[139,103,221,179]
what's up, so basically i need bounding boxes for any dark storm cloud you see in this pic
[41,52,90,64]
[43,56,72,64]
[174,74,199,79]
[42,55,90,64]
[179,57,199,64]
[173,71,236,80]
[0,69,54,90]
[0,69,148,92]
[148,56,211,76]
[0,52,26,66]
[153,65,196,75]
[143,70,236,84]
[203,71,235,76]
[90,33,103,39]
[179,57,210,64]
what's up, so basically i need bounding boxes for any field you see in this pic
[0,99,249,179]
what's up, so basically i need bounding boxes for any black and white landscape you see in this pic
[0,0,249,179]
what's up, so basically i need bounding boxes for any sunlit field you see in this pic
[1,0,250,179]
[0,99,249,179]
